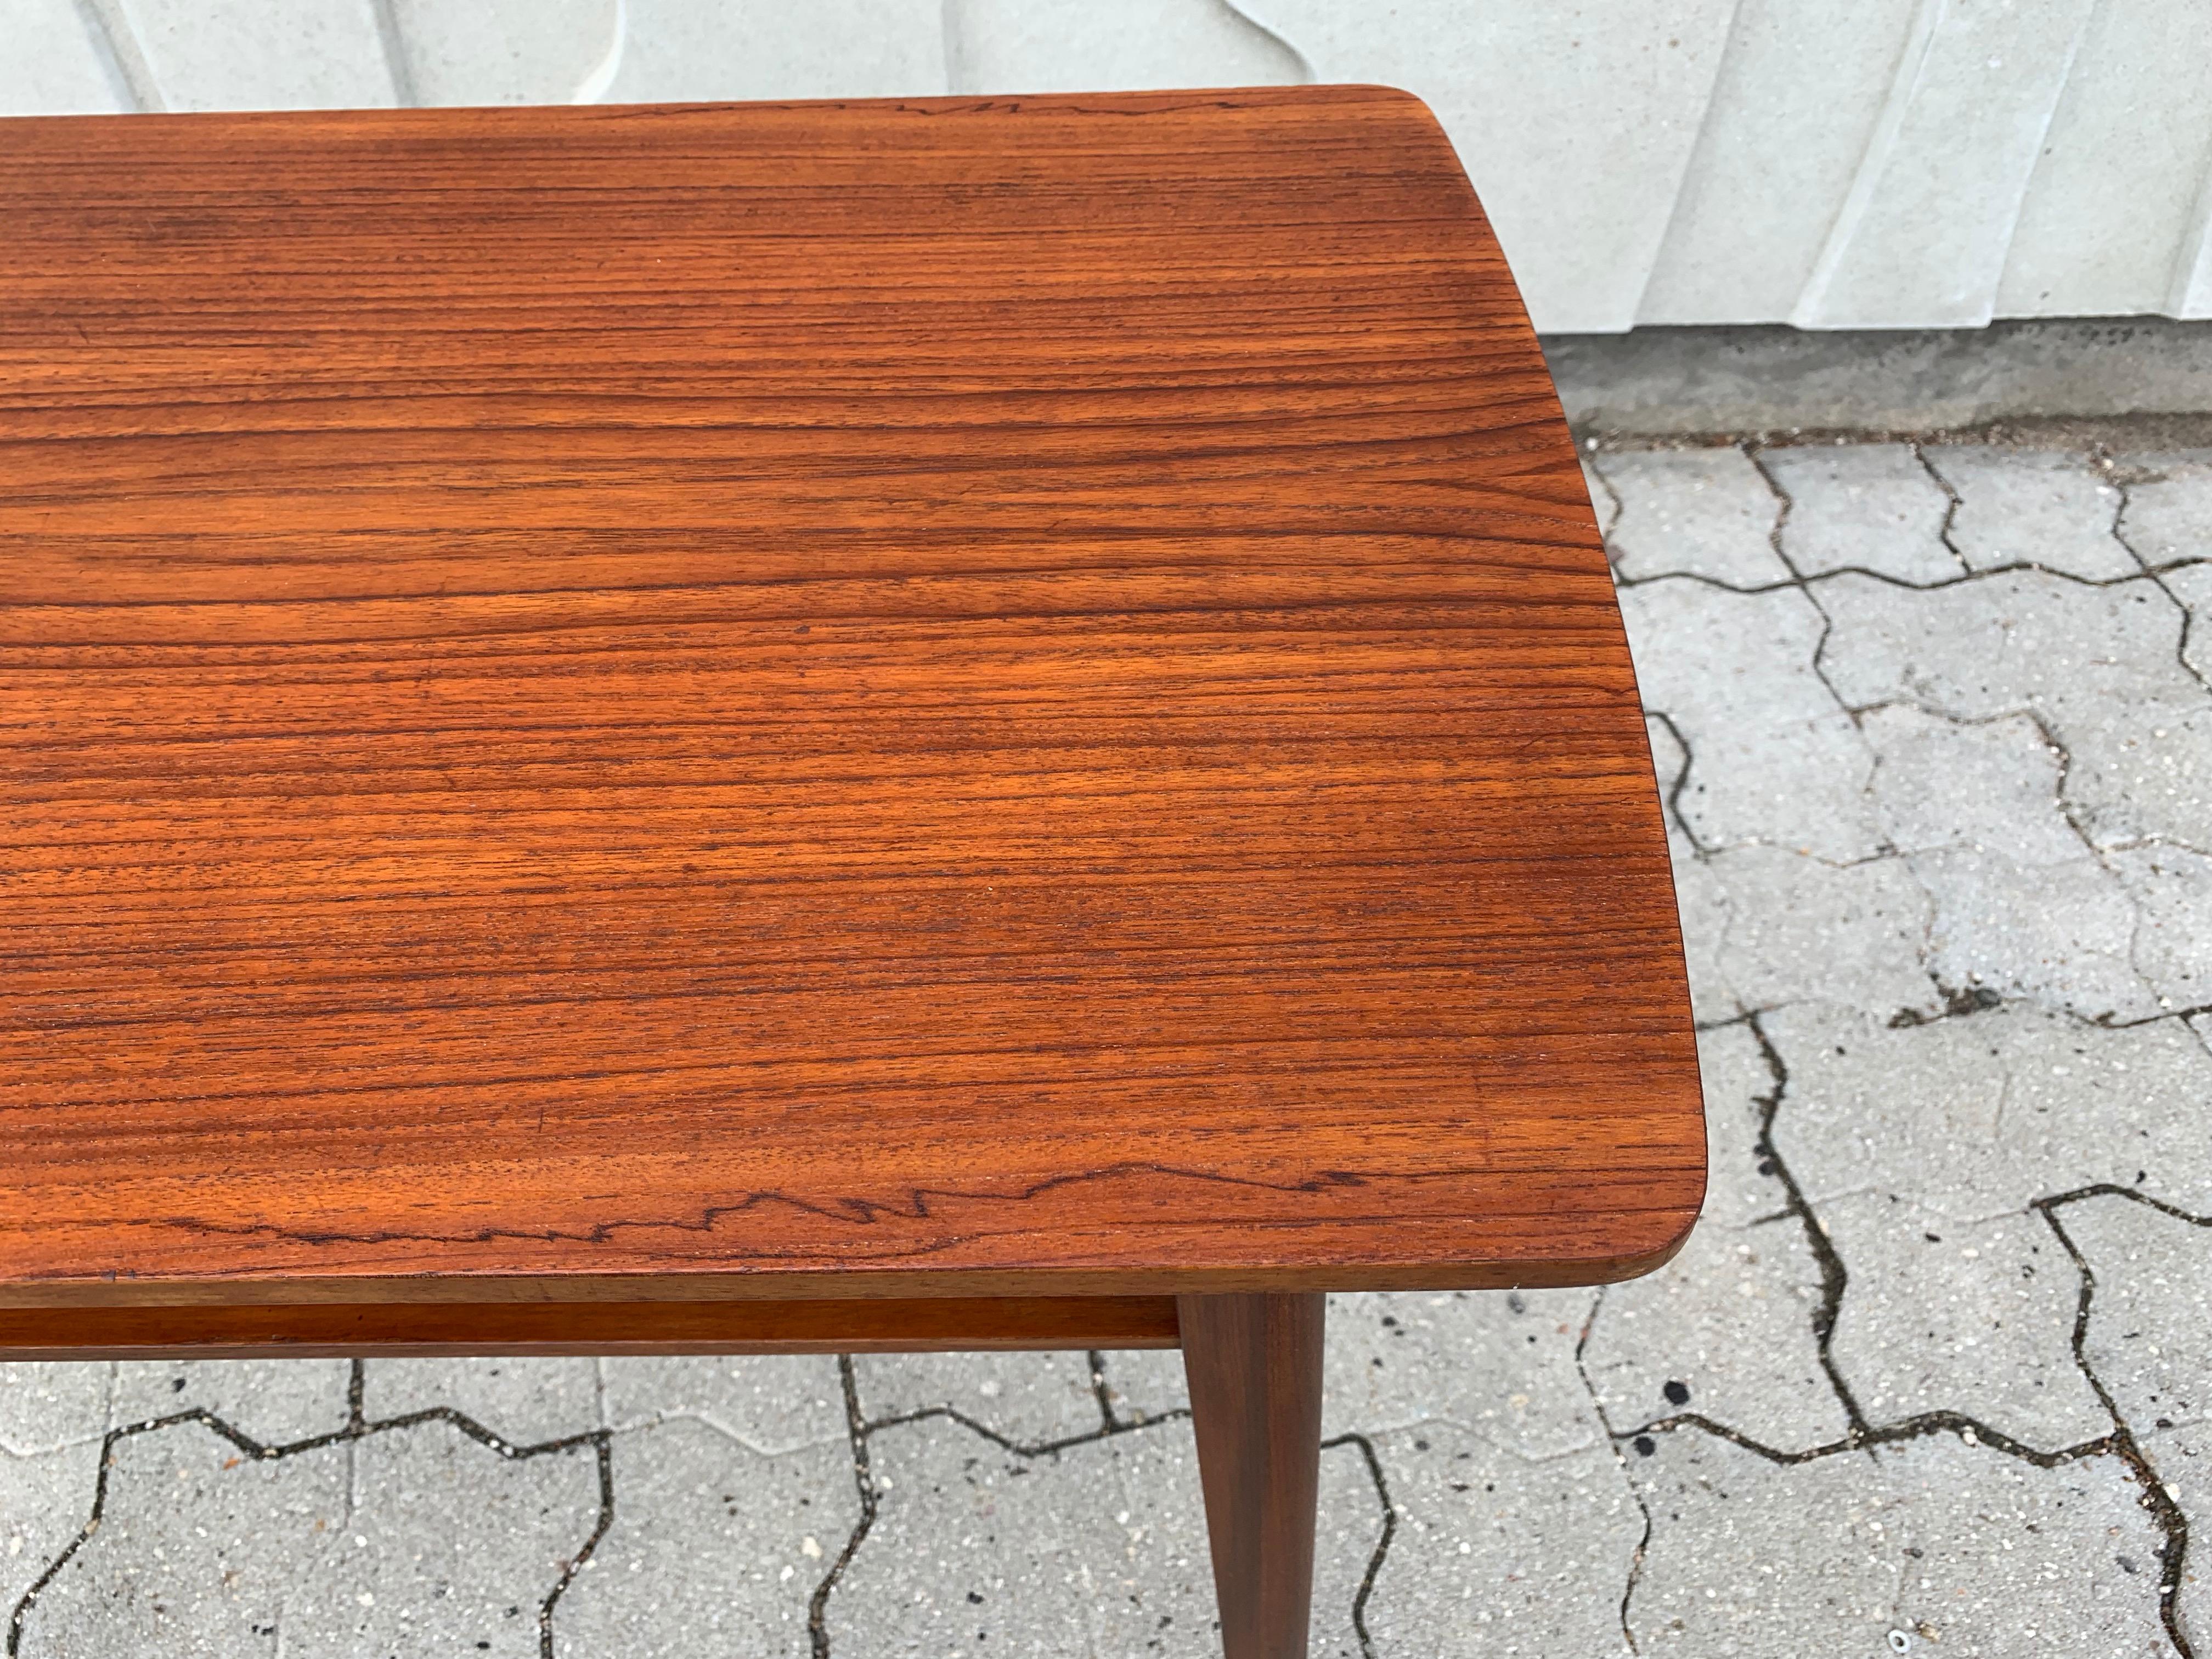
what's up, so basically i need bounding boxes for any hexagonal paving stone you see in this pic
[1927,448,2137,580]
[1602,445,1791,587]
[1763,443,1963,584]
[14,1419,346,1657]
[1628,1428,2165,1656]
[553,1415,859,1657]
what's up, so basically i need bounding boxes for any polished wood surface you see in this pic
[0,1295,1178,1361]
[1182,1294,1325,1659]
[0,86,1701,1332]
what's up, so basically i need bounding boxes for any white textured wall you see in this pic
[7,0,2210,332]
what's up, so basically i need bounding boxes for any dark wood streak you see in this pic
[0,86,1701,1354]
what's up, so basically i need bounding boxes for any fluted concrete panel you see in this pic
[1,0,131,113]
[106,0,398,111]
[946,0,1302,96]
[1637,0,1920,326]
[1996,0,2212,320]
[1793,0,2096,328]
[388,0,622,106]
[1228,0,1738,333]
[604,0,943,103]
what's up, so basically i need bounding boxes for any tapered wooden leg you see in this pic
[1178,1292,1325,1659]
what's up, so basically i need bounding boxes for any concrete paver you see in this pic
[1362,1427,1639,1658]
[111,1358,351,1447]
[1708,845,1938,1020]
[833,1413,1376,1657]
[1600,445,1792,586]
[1584,1025,1852,1453]
[1647,712,1741,1022]
[1772,1001,2212,1453]
[1762,442,1965,583]
[366,1357,603,1444]
[554,1415,855,1658]
[1629,1429,2168,1656]
[1912,844,2159,1020]
[1930,447,2138,579]
[8,437,2211,1656]
[2,1443,104,1626]
[1862,703,2083,864]
[1818,1193,2110,1448]
[853,1351,1107,1448]
[1322,1289,1605,1461]
[2063,1191,2212,1644]
[2109,842,2212,1007]
[279,1419,605,1657]
[0,1363,109,1455]
[1819,567,2212,853]
[1773,1001,2212,1221]
[2116,450,2212,564]
[15,1423,347,1656]
[1669,832,1739,1022]
[1618,579,1883,860]
[2159,557,2212,682]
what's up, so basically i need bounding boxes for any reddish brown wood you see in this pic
[0,88,1702,1331]
[1181,1293,1325,1659]
[0,1294,1177,1361]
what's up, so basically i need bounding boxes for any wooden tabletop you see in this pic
[0,87,1701,1322]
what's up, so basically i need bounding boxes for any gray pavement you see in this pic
[5,438,2210,1657]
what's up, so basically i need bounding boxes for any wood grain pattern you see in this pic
[1182,1293,1325,1659]
[0,87,1702,1333]
[0,1296,1178,1360]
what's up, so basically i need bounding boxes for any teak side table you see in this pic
[0,87,1703,1655]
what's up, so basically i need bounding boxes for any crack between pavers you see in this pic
[1911,442,1976,578]
[1571,1285,1655,1655]
[1744,1012,1872,1437]
[2104,464,2212,699]
[1584,449,1627,550]
[1879,977,2212,1037]
[1599,437,2207,604]
[805,1355,877,1659]
[1742,444,1860,726]
[2034,1184,2210,1659]
[4,1357,617,1659]
[1086,1349,1120,1432]
[1612,554,2209,600]
[2102,832,2212,860]
[1319,1431,1397,1659]
[1622,1408,2117,1468]
[1640,708,1717,861]
[1607,1155,2203,1659]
